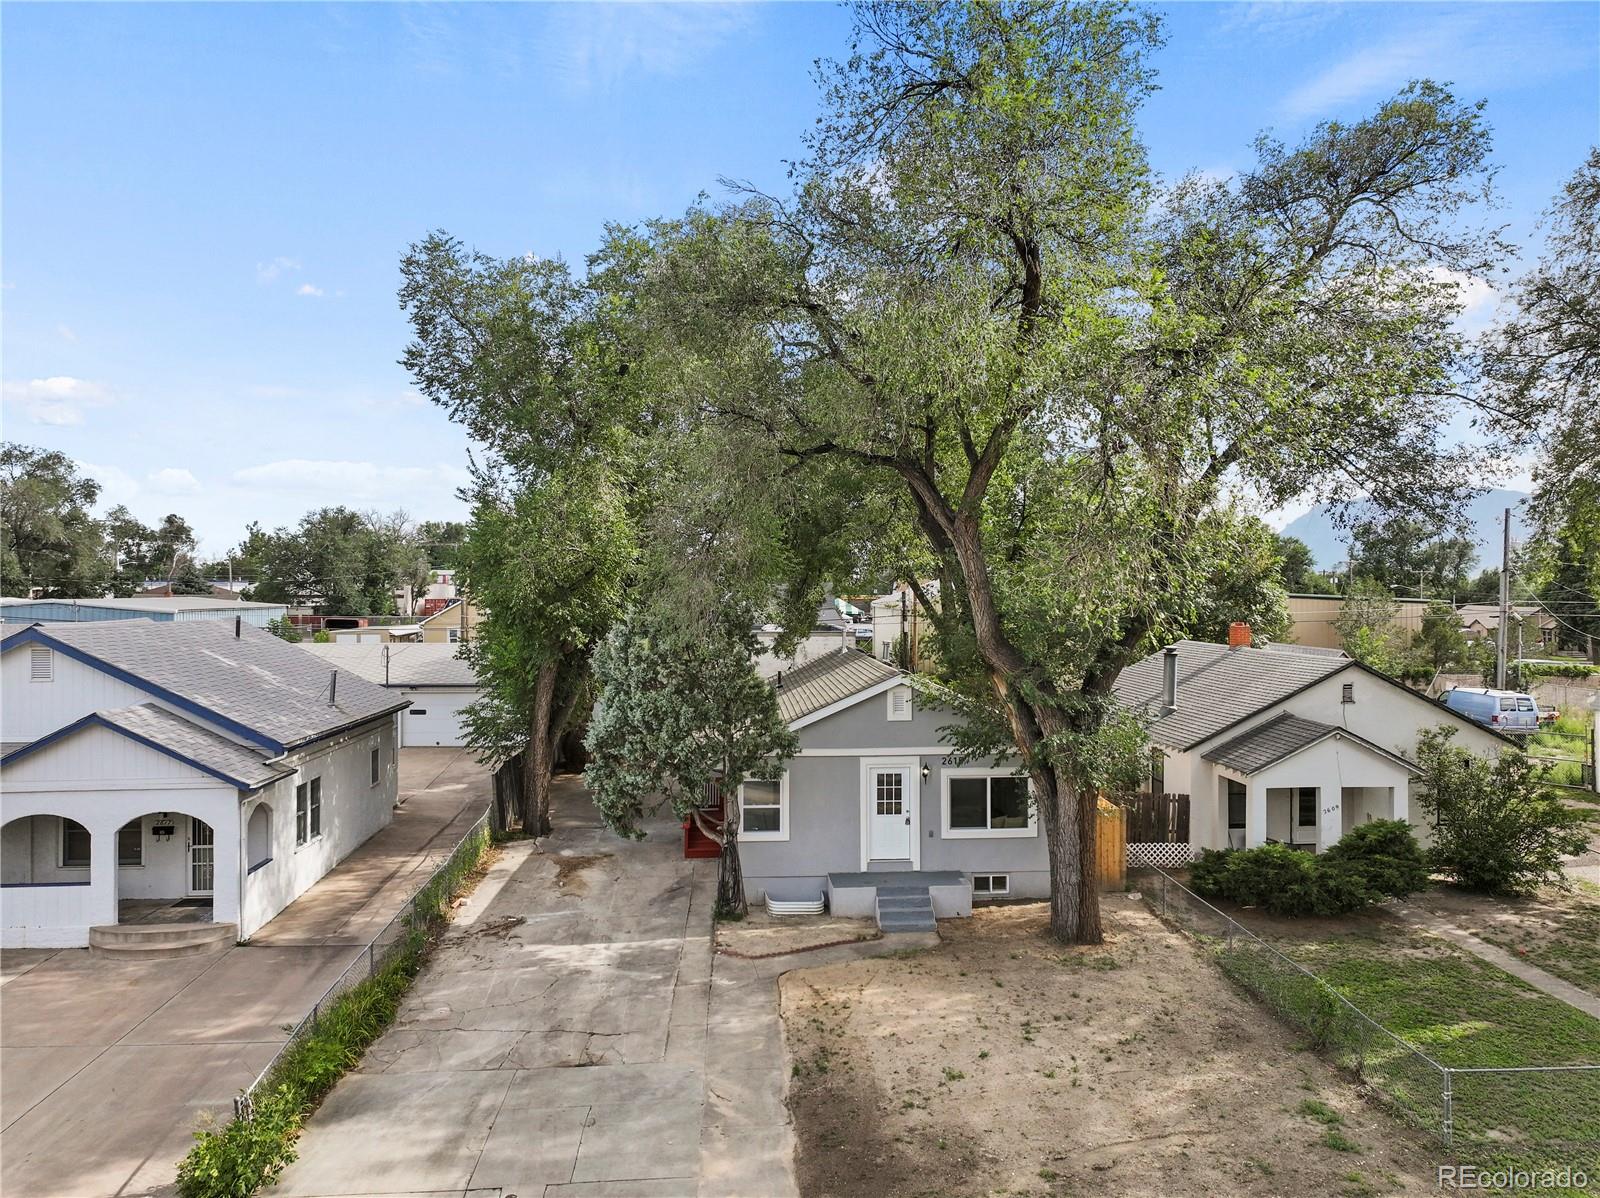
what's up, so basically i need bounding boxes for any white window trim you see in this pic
[1295,786,1320,831]
[737,771,789,843]
[942,766,1038,839]
[369,744,382,788]
[59,818,91,869]
[972,873,1010,898]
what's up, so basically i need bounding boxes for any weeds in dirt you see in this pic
[941,1067,966,1083]
[1297,1098,1344,1126]
[1321,1128,1362,1153]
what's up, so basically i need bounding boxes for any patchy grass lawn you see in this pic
[1408,882,1600,997]
[1182,894,1600,1191]
[781,899,1443,1198]
[1528,711,1594,789]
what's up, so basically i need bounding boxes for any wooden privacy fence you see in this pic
[1113,791,1193,869]
[1095,799,1126,891]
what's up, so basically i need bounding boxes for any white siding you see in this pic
[0,647,151,745]
[237,715,398,939]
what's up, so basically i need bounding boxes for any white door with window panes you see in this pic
[866,764,914,862]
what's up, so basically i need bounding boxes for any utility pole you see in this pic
[1495,507,1511,690]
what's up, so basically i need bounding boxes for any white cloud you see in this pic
[75,460,142,507]
[539,2,753,93]
[1428,267,1504,339]
[56,324,78,343]
[296,283,325,297]
[256,256,302,284]
[147,467,201,496]
[2,376,114,426]
[232,458,469,505]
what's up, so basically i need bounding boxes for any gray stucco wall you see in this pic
[740,684,1050,904]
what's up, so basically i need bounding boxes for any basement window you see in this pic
[972,874,1010,899]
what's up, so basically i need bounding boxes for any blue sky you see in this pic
[4,1,1596,557]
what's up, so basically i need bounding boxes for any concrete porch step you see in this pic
[88,921,237,960]
[874,886,936,934]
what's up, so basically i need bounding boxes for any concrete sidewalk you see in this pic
[0,747,491,1198]
[275,776,720,1197]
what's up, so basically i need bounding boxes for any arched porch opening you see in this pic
[113,811,216,926]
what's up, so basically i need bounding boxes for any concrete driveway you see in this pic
[0,747,491,1198]
[273,776,797,1198]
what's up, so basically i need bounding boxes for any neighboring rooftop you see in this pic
[1202,711,1421,776]
[775,649,901,724]
[1113,640,1350,751]
[1,595,281,613]
[297,642,476,688]
[2,619,406,751]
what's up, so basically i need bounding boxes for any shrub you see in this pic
[1189,822,1428,917]
[1320,819,1430,900]
[1414,726,1591,895]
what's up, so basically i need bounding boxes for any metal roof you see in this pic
[297,642,477,688]
[1202,711,1422,776]
[1,703,291,790]
[1113,640,1350,751]
[775,651,902,724]
[1,620,407,751]
[0,595,282,612]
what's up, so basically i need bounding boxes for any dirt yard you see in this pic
[781,896,1443,1198]
[1402,882,1600,998]
[718,909,880,957]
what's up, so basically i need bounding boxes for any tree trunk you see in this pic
[1034,763,1104,944]
[523,659,561,837]
[716,780,748,917]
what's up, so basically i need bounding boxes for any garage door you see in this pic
[401,690,475,747]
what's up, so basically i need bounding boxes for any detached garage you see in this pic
[297,642,479,747]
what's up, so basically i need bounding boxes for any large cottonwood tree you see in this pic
[615,2,1504,942]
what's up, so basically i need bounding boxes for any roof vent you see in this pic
[1161,646,1178,714]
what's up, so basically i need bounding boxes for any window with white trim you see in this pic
[296,783,309,845]
[1296,786,1318,831]
[30,646,53,682]
[309,777,323,838]
[887,687,913,721]
[738,773,788,841]
[447,628,462,644]
[972,873,1010,898]
[944,769,1034,837]
[370,746,381,787]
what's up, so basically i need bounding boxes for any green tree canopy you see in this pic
[1348,515,1477,598]
[246,507,421,615]
[0,442,108,597]
[604,4,1503,942]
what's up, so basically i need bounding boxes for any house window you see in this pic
[887,687,913,721]
[972,874,1010,898]
[30,646,52,682]
[1149,748,1166,796]
[945,771,1034,837]
[447,628,461,644]
[118,820,143,866]
[1296,787,1318,830]
[1341,682,1354,704]
[1226,779,1246,830]
[60,819,91,867]
[296,780,322,845]
[879,640,894,662]
[296,783,309,845]
[309,777,323,838]
[739,774,787,841]
[370,747,381,787]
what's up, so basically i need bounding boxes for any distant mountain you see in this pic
[1278,489,1532,572]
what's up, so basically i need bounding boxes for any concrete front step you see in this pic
[875,886,936,933]
[88,921,237,960]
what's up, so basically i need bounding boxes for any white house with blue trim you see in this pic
[0,619,406,950]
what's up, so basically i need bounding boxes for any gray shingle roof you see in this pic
[1201,712,1340,774]
[98,703,291,788]
[6,620,407,750]
[776,651,901,724]
[1202,711,1423,776]
[296,642,477,688]
[1112,640,1349,751]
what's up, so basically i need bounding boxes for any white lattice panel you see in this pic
[1127,843,1195,868]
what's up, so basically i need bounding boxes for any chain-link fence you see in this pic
[1143,868,1600,1159]
[232,809,491,1119]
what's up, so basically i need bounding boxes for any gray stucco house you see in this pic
[737,650,1045,926]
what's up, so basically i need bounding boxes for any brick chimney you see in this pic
[1228,621,1252,649]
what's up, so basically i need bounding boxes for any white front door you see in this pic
[188,818,214,896]
[867,765,914,862]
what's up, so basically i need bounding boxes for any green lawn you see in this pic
[1528,711,1594,788]
[1467,882,1600,996]
[1208,925,1600,1190]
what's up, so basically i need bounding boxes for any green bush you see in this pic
[1189,822,1428,917]
[1414,727,1591,894]
[1321,819,1430,899]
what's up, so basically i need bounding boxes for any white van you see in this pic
[1441,687,1539,736]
